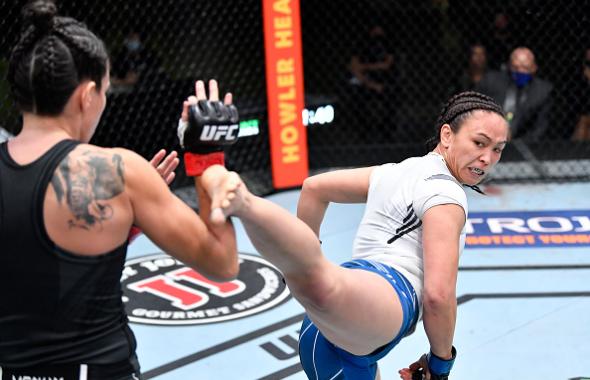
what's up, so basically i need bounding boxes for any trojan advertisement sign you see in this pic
[466,210,590,248]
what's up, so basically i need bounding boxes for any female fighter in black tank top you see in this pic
[0,140,140,379]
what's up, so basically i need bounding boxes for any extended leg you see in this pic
[218,176,404,355]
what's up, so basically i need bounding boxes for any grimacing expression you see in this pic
[443,110,509,186]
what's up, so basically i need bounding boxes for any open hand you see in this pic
[149,149,179,185]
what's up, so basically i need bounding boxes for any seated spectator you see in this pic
[476,47,553,141]
[486,12,514,71]
[345,24,399,141]
[111,31,165,92]
[571,48,590,141]
[347,24,395,95]
[448,43,488,95]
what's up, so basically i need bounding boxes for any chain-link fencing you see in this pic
[1,0,588,196]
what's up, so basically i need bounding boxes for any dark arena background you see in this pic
[1,0,589,195]
[2,2,590,379]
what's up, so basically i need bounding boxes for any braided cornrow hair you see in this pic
[425,91,505,195]
[7,0,108,116]
[425,91,505,152]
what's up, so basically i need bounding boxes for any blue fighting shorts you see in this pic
[298,259,419,380]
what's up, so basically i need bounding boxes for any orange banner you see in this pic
[262,0,308,189]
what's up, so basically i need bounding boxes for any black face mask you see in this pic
[584,59,590,68]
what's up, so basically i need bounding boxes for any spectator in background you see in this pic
[346,24,399,140]
[571,48,590,141]
[476,47,553,141]
[111,31,165,92]
[486,12,514,71]
[348,24,395,95]
[448,43,488,95]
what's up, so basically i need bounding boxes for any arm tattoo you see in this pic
[50,150,125,230]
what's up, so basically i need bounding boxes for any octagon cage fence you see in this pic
[1,0,589,197]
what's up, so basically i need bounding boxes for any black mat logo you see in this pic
[122,253,290,325]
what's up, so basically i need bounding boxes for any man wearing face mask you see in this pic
[476,47,553,141]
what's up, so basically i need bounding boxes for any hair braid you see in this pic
[7,25,41,85]
[53,19,107,72]
[40,35,57,86]
[8,0,108,115]
[53,19,92,56]
[426,91,505,151]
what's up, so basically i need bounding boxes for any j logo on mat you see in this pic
[122,253,290,325]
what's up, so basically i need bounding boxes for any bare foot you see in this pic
[201,165,249,224]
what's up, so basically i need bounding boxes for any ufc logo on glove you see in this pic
[200,125,239,141]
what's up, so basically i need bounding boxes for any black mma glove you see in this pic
[177,100,239,176]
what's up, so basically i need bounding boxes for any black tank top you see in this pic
[0,140,137,367]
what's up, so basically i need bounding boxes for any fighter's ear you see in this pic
[440,123,453,148]
[79,80,97,111]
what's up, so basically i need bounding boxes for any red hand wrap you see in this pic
[128,225,142,243]
[184,152,225,177]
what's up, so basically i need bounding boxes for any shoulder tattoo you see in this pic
[50,150,125,230]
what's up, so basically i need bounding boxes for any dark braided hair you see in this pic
[425,91,505,151]
[7,0,108,116]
